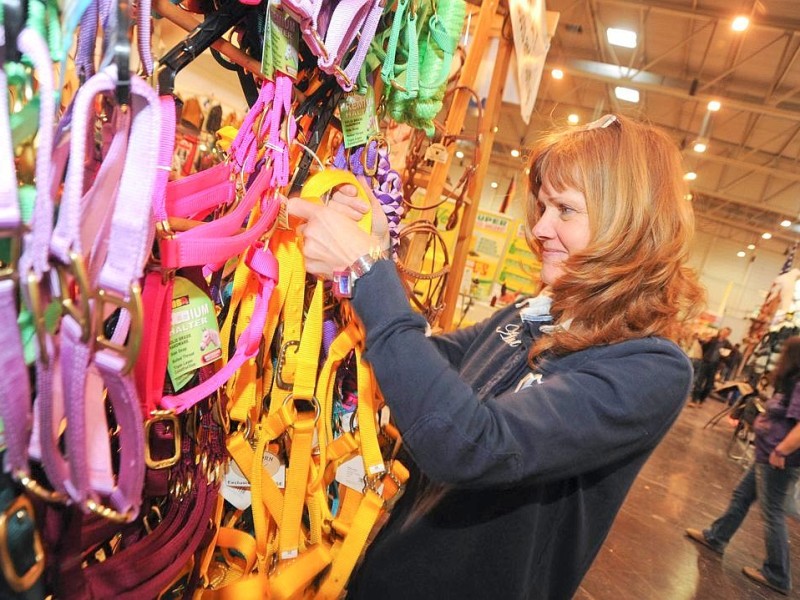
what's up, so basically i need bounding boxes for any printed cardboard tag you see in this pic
[335,456,366,492]
[339,88,379,149]
[167,277,222,391]
[260,6,274,79]
[263,451,286,488]
[221,460,252,510]
[262,7,300,80]
[424,142,449,163]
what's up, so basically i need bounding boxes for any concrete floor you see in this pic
[575,397,800,600]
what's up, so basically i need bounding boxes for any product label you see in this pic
[167,277,222,391]
[221,460,252,510]
[335,455,366,492]
[262,7,300,80]
[338,89,379,149]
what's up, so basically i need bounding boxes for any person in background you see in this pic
[687,332,704,384]
[290,114,704,599]
[722,342,743,382]
[689,326,733,406]
[686,336,800,596]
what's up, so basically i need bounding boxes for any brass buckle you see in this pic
[0,495,44,592]
[144,410,182,470]
[94,282,144,374]
[85,498,135,524]
[24,270,50,367]
[361,136,390,177]
[15,471,68,504]
[274,340,300,390]
[53,250,92,343]
[309,28,330,61]
[0,225,23,282]
[334,66,353,90]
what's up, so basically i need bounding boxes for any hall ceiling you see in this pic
[477,0,800,254]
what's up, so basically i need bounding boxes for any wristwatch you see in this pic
[332,247,389,299]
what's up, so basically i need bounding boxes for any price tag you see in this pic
[338,88,379,149]
[263,451,286,488]
[335,456,366,492]
[424,142,449,163]
[221,461,252,510]
[167,277,222,391]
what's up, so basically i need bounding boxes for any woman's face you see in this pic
[531,175,592,285]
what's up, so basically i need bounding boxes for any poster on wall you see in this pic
[468,211,513,300]
[497,222,541,297]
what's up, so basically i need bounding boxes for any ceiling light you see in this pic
[455,150,464,159]
[614,86,640,103]
[692,141,707,153]
[737,251,746,258]
[551,68,564,80]
[606,28,637,49]
[762,232,772,240]
[707,100,721,112]
[510,149,521,158]
[732,16,750,32]
[567,113,580,124]
[684,193,693,201]
[490,181,499,189]
[683,172,697,181]
[524,167,531,175]
[747,244,756,250]
[782,220,792,227]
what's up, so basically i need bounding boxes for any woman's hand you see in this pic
[288,197,379,280]
[325,178,390,252]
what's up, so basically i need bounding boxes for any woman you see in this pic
[290,114,704,599]
[686,337,800,596]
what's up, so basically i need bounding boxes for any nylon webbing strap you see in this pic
[317,489,383,599]
[355,346,385,477]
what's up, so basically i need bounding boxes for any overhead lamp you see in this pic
[707,100,721,112]
[737,251,746,258]
[683,172,697,181]
[684,193,693,201]
[510,149,521,158]
[614,86,640,103]
[455,150,464,159]
[762,232,773,240]
[732,16,750,32]
[606,28,637,49]
[747,244,756,250]
[692,141,707,153]
[567,113,580,124]
[551,69,564,80]
[490,181,499,189]
[782,219,792,227]
[524,167,531,175]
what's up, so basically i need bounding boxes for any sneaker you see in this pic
[685,528,723,555]
[742,566,789,596]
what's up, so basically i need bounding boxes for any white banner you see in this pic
[508,0,550,124]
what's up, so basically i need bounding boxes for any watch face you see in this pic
[333,272,353,298]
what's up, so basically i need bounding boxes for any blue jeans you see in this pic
[692,361,717,402]
[704,463,800,591]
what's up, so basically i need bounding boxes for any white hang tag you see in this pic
[424,143,449,164]
[263,451,286,489]
[221,460,252,510]
[335,456,366,492]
